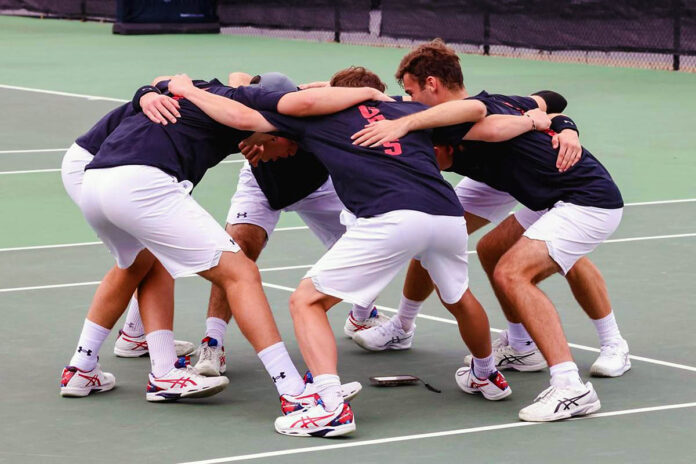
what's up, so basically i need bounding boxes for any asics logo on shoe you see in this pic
[157,377,198,388]
[78,373,102,387]
[290,413,334,429]
[499,352,536,365]
[77,346,93,356]
[553,390,591,413]
[469,380,489,389]
[272,372,287,383]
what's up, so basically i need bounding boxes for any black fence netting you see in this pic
[1,0,695,71]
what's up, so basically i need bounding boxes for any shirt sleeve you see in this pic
[233,87,290,112]
[258,111,307,138]
[431,122,476,145]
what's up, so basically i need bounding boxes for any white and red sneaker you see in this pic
[274,401,356,437]
[343,307,390,338]
[114,330,196,358]
[60,364,116,397]
[455,366,512,401]
[193,337,226,376]
[146,357,229,402]
[279,371,362,415]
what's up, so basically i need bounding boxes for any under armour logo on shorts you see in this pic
[237,212,248,218]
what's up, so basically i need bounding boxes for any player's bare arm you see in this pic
[463,109,551,142]
[351,99,487,147]
[548,113,582,172]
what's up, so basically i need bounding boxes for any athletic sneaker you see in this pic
[280,371,363,415]
[194,337,226,376]
[590,338,631,377]
[463,330,547,372]
[343,307,390,338]
[352,315,415,351]
[274,401,355,437]
[455,366,512,400]
[518,382,601,422]
[146,357,229,402]
[113,330,196,358]
[60,364,116,397]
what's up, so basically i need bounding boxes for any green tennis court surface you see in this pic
[1,15,695,464]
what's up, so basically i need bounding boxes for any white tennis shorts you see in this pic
[61,143,94,205]
[306,210,469,308]
[523,201,623,274]
[226,162,347,248]
[80,165,240,278]
[455,177,517,223]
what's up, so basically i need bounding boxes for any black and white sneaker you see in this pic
[463,330,547,372]
[518,382,601,422]
[352,316,414,351]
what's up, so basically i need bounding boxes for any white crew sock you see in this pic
[122,297,144,337]
[146,330,178,378]
[69,319,111,371]
[549,361,584,389]
[508,322,536,352]
[472,354,496,379]
[313,374,343,412]
[257,342,305,396]
[591,311,622,347]
[397,296,423,331]
[205,317,227,346]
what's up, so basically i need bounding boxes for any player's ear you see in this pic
[425,76,439,93]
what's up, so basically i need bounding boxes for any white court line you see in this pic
[0,168,61,175]
[625,198,696,206]
[0,148,68,154]
[0,264,311,294]
[0,158,244,175]
[177,401,696,464]
[0,84,127,103]
[1,229,692,253]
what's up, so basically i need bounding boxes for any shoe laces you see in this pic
[199,344,214,362]
[373,318,401,337]
[599,340,625,357]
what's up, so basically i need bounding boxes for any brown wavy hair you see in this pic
[396,39,464,90]
[330,66,386,92]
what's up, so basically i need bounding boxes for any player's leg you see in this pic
[565,258,630,377]
[194,164,280,375]
[195,222,268,376]
[473,213,548,371]
[60,249,155,397]
[418,213,512,401]
[496,203,622,421]
[277,210,428,437]
[288,180,388,336]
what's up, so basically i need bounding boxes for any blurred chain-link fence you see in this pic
[2,0,695,71]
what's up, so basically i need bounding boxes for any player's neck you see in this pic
[441,87,469,102]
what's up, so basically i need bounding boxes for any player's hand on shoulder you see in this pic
[168,73,194,97]
[552,129,582,172]
[141,93,180,125]
[525,108,551,132]
[298,81,330,90]
[352,118,408,148]
[239,133,270,167]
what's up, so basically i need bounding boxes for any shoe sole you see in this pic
[456,379,512,401]
[146,379,229,402]
[353,337,412,352]
[275,421,356,437]
[60,383,115,397]
[590,361,631,378]
[342,381,362,401]
[518,399,601,422]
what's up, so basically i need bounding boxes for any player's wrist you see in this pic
[525,113,536,131]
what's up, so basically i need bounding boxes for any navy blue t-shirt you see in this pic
[260,101,463,218]
[446,92,623,210]
[75,103,135,155]
[251,153,329,210]
[87,82,287,187]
